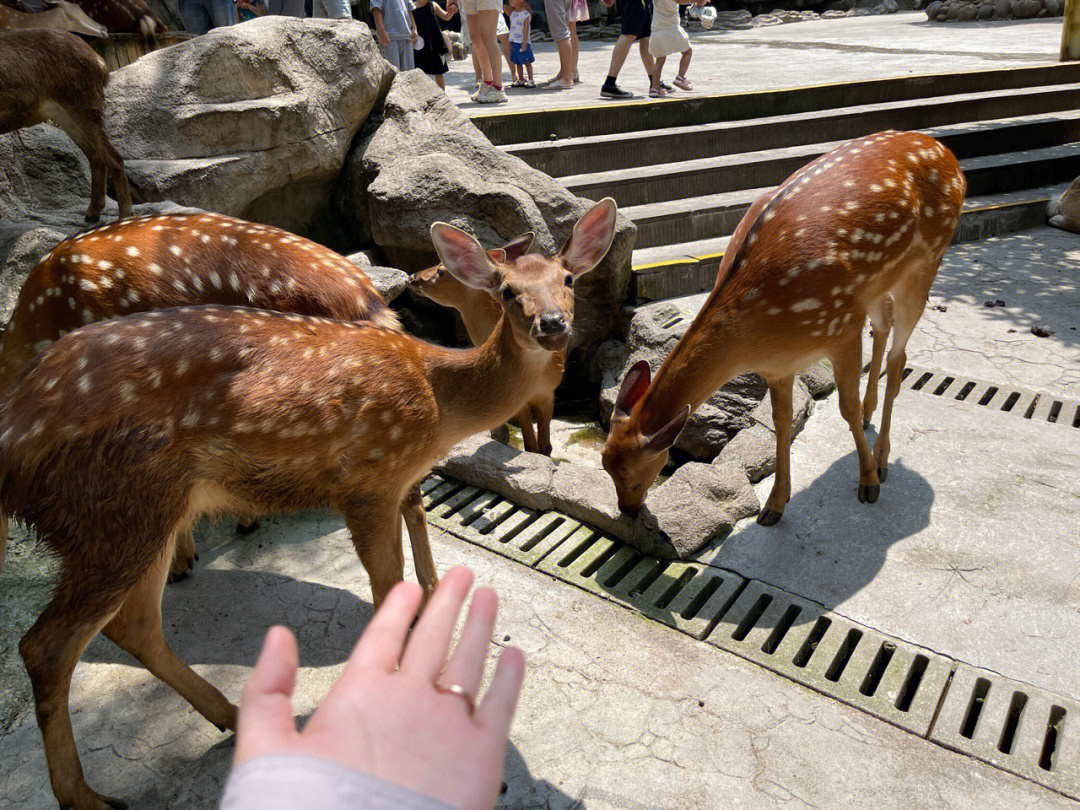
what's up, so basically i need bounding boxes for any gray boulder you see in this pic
[0,225,66,325]
[0,125,95,227]
[105,17,393,244]
[713,377,813,482]
[346,70,637,357]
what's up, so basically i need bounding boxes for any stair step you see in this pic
[623,142,1080,250]
[507,84,1080,178]
[564,111,1080,209]
[472,62,1080,145]
[630,184,1064,303]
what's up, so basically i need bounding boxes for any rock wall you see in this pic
[925,0,1061,20]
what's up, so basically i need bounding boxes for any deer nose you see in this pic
[539,313,567,335]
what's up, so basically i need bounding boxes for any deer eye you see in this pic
[501,286,514,300]
[564,275,575,287]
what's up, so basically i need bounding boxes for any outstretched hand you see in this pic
[235,567,526,810]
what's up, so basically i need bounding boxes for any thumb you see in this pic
[235,625,300,763]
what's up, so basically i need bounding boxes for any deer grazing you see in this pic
[0,212,402,579]
[0,30,133,223]
[603,131,965,524]
[409,231,567,456]
[0,198,616,810]
[0,0,108,37]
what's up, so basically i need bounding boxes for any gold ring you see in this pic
[435,682,476,714]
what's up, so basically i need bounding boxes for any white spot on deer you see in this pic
[229,273,241,292]
[68,297,76,309]
[170,245,183,257]
[81,309,94,325]
[78,374,91,393]
[790,298,821,312]
[79,278,98,292]
[923,206,935,218]
[767,307,782,315]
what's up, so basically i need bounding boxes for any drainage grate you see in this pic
[704,579,952,736]
[931,665,1080,800]
[873,364,1080,429]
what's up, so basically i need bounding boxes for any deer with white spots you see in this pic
[602,131,966,523]
[0,0,108,38]
[409,231,567,456]
[71,0,164,41]
[0,212,405,580]
[0,29,133,223]
[0,199,616,810]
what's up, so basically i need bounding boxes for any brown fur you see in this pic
[0,211,400,579]
[0,0,108,37]
[0,29,133,223]
[71,0,163,40]
[603,131,966,521]
[1,199,617,810]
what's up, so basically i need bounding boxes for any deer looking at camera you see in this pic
[0,199,616,810]
[0,0,108,37]
[0,212,404,580]
[0,30,133,223]
[410,231,566,456]
[603,131,965,523]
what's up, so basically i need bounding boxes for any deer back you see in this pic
[71,0,162,36]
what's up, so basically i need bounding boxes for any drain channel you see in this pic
[423,473,1080,800]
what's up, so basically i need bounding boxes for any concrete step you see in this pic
[563,111,1080,209]
[630,183,1065,303]
[624,143,1080,251]
[472,62,1080,145]
[506,84,1080,178]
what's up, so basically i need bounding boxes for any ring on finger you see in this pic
[435,681,477,715]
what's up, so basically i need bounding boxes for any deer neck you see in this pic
[636,306,745,435]
[427,314,550,446]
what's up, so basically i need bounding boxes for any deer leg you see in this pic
[167,526,198,583]
[84,151,108,224]
[100,136,134,220]
[401,486,438,598]
[516,405,539,454]
[757,374,795,526]
[20,573,128,810]
[830,332,881,505]
[346,497,405,609]
[874,266,937,483]
[0,512,8,575]
[101,537,237,732]
[862,298,892,428]
[535,395,555,457]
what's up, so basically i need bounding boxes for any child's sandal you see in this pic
[674,75,694,91]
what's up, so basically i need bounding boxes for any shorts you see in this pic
[510,40,535,63]
[460,0,500,13]
[544,0,571,41]
[381,38,415,71]
[620,0,651,39]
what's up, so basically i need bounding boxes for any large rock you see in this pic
[713,377,814,482]
[0,126,94,227]
[105,17,393,246]
[346,71,637,358]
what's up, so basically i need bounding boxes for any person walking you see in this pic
[541,0,574,89]
[599,0,658,99]
[372,0,419,71]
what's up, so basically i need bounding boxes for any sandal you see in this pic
[511,80,526,87]
[648,85,668,98]
[673,75,694,91]
[525,79,536,88]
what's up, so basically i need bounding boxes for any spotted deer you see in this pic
[0,0,108,37]
[72,0,164,41]
[409,231,567,456]
[0,198,616,810]
[603,131,965,523]
[0,30,133,223]
[0,212,403,579]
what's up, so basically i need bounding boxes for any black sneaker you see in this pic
[601,83,633,99]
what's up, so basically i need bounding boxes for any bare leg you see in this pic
[468,11,495,84]
[498,33,512,81]
[758,375,794,526]
[569,20,580,78]
[830,332,881,504]
[554,35,573,84]
[401,487,438,597]
[677,46,691,79]
[638,38,658,91]
[605,33,636,78]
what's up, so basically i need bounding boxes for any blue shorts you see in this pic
[510,41,535,65]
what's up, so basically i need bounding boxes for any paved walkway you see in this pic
[446,13,1063,112]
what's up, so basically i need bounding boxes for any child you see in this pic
[413,0,458,89]
[371,0,419,72]
[507,0,535,87]
[648,0,705,96]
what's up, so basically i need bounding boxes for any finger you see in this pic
[476,646,525,739]
[439,587,497,698]
[347,580,424,675]
[235,626,300,763]
[399,565,473,680]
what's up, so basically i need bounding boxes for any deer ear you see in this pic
[486,248,507,264]
[559,198,618,278]
[501,232,535,261]
[643,405,690,452]
[431,223,498,291]
[614,359,651,419]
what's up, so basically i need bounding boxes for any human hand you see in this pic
[235,567,525,810]
[411,28,419,45]
[377,27,390,45]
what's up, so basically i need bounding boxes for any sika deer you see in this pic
[72,0,164,41]
[0,0,108,37]
[0,198,616,810]
[0,30,133,223]
[0,212,401,579]
[409,232,567,455]
[603,131,965,523]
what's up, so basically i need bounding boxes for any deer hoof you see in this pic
[236,519,260,535]
[877,466,888,483]
[756,507,783,526]
[858,484,880,504]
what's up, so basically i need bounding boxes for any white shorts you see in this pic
[461,0,500,14]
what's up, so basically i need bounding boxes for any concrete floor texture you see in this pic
[4,14,1080,810]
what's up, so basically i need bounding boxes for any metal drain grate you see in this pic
[884,364,1080,429]
[704,579,952,736]
[931,665,1080,800]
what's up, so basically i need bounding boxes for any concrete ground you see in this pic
[446,13,1063,111]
